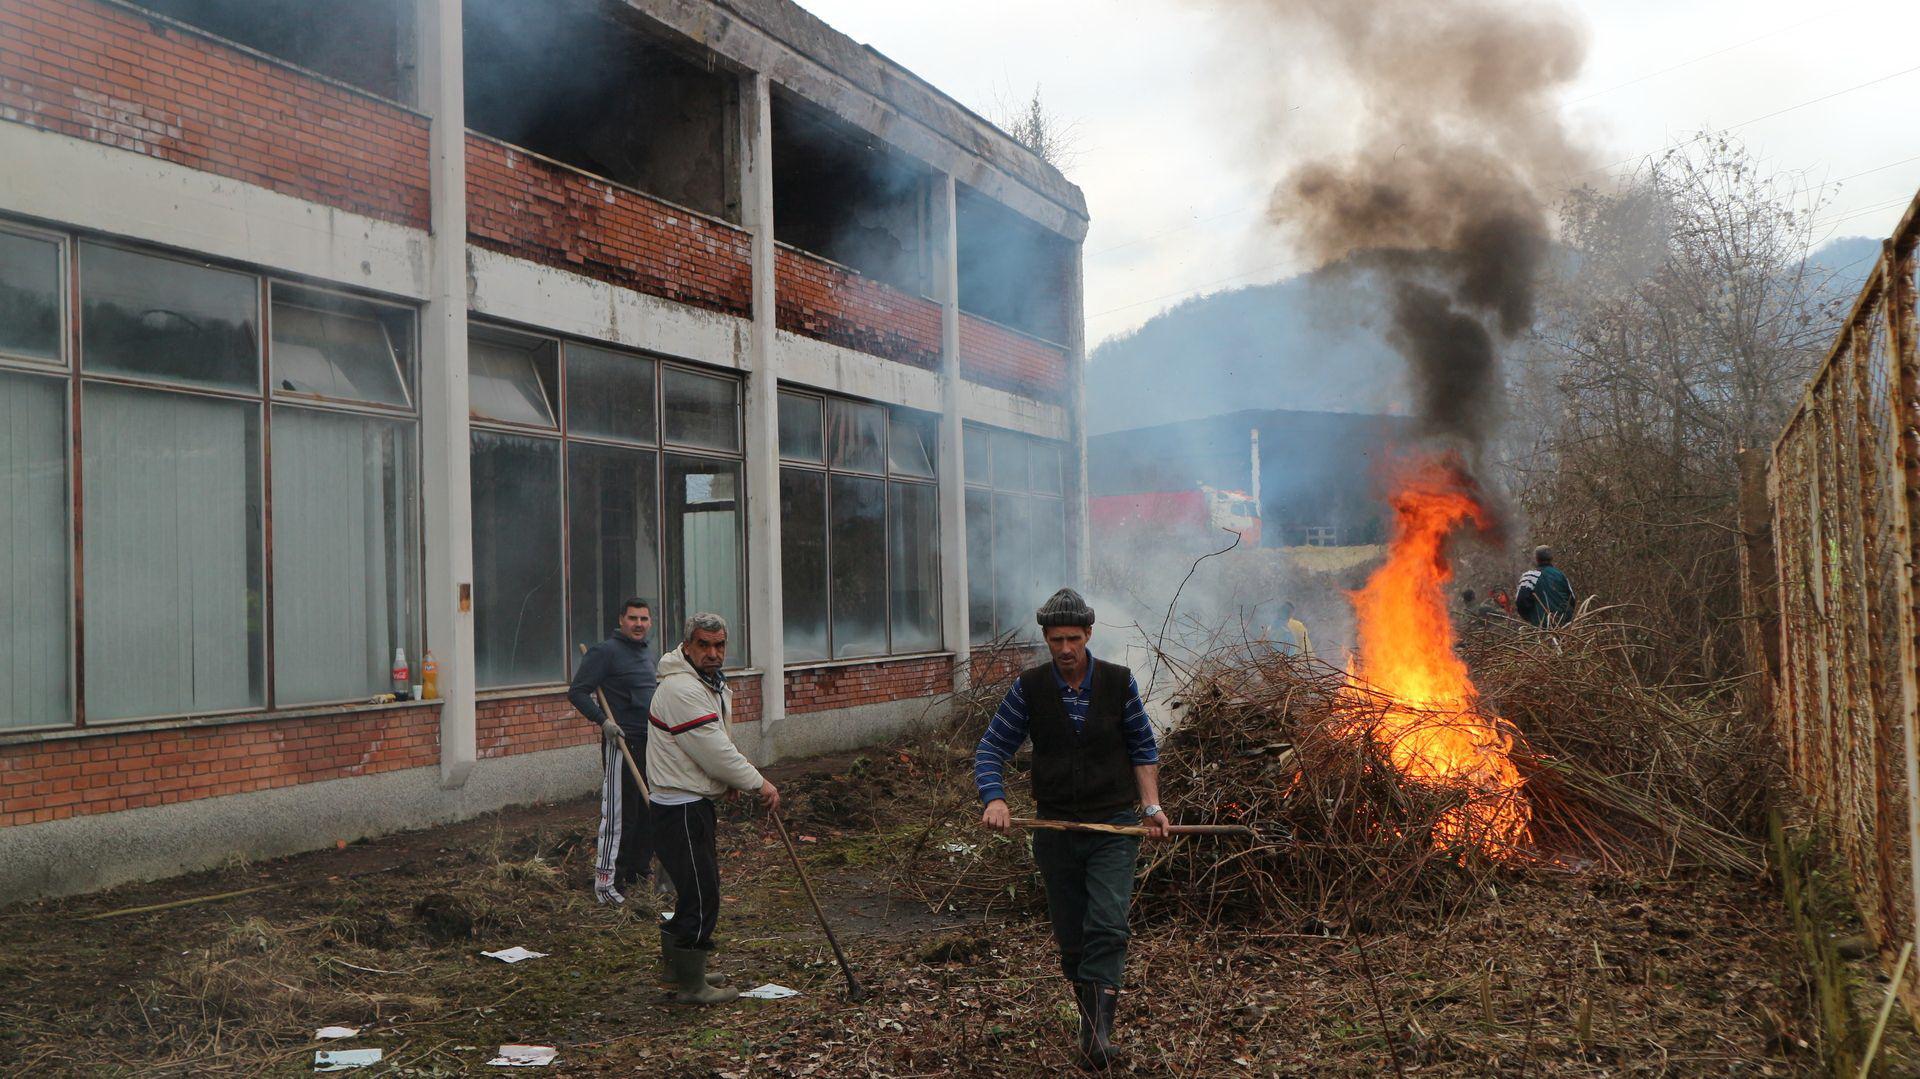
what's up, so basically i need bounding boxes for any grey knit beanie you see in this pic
[1036,587,1095,628]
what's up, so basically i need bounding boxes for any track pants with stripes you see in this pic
[652,798,722,950]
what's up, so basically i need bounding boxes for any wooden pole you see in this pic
[771,809,868,1001]
[1008,817,1256,838]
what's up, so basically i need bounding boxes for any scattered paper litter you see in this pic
[481,946,547,964]
[487,1044,558,1067]
[658,911,673,921]
[739,983,799,1000]
[938,840,976,854]
[314,1047,382,1071]
[314,1026,360,1040]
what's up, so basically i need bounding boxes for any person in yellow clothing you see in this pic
[1280,601,1313,659]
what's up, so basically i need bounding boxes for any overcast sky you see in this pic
[795,0,1920,346]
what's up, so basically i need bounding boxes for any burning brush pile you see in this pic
[1138,456,1775,930]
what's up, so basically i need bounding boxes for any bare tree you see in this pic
[1504,136,1846,681]
[991,85,1081,171]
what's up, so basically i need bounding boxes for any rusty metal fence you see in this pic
[1769,188,1920,985]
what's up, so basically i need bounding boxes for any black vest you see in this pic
[1022,658,1137,822]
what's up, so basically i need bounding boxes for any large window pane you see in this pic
[829,474,887,658]
[272,408,419,705]
[888,408,937,478]
[964,425,990,485]
[80,242,258,392]
[662,367,739,451]
[0,230,61,364]
[888,481,940,653]
[566,344,656,444]
[826,398,884,473]
[966,488,994,643]
[664,454,745,663]
[270,289,411,408]
[567,442,659,657]
[84,384,263,718]
[471,431,564,686]
[0,371,69,727]
[469,333,557,428]
[992,429,1028,491]
[780,468,828,662]
[1030,443,1064,495]
[778,391,823,462]
[992,492,1032,641]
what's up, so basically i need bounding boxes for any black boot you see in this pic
[1082,983,1122,1069]
[1073,981,1096,1059]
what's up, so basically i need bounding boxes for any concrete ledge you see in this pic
[0,120,429,300]
[0,743,602,905]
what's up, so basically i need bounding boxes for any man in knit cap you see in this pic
[975,587,1169,1068]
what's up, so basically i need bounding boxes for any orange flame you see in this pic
[1342,456,1530,855]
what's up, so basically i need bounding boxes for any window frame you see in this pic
[266,280,417,415]
[778,387,942,664]
[466,323,751,688]
[963,421,1071,645]
[0,220,70,373]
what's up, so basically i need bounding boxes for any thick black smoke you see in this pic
[1223,0,1590,448]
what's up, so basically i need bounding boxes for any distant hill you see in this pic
[1085,271,1407,436]
[1085,235,1881,437]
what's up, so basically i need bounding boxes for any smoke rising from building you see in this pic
[1230,0,1591,451]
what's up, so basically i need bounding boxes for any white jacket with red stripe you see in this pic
[644,645,766,801]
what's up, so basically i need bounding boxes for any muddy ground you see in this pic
[0,747,1849,1076]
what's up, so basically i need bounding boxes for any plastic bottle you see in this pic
[392,647,409,688]
[422,650,439,700]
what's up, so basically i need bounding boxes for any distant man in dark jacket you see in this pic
[570,598,659,905]
[975,588,1169,1068]
[1514,546,1576,628]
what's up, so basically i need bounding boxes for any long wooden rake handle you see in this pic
[1009,817,1257,838]
[771,809,868,1001]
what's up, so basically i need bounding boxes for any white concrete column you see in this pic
[739,72,786,745]
[1065,241,1090,585]
[416,0,476,788]
[933,175,970,690]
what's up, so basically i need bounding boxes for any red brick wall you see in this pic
[730,675,763,724]
[467,134,753,319]
[959,314,1069,401]
[969,645,1042,689]
[475,692,596,759]
[0,0,429,227]
[785,656,956,716]
[776,246,942,369]
[0,705,441,827]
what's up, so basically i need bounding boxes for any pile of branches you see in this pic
[885,613,1777,934]
[1139,613,1776,929]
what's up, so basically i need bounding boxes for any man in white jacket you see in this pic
[646,612,779,1004]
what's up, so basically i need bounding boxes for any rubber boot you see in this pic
[1072,981,1097,1061]
[667,942,739,1005]
[1081,983,1122,1069]
[660,929,728,987]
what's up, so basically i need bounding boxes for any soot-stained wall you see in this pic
[464,0,737,222]
[771,90,932,297]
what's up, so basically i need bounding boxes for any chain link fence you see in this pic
[1767,189,1920,995]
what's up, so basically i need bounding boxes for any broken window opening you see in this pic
[772,91,934,297]
[957,185,1073,344]
[464,0,739,223]
[126,0,415,105]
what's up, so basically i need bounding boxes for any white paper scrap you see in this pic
[739,983,799,1000]
[481,946,548,964]
[488,1044,558,1067]
[314,1047,383,1071]
[314,1026,360,1040]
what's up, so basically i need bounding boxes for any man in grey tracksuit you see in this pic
[646,612,779,1004]
[568,598,658,905]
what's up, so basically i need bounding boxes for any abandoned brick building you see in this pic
[0,0,1088,899]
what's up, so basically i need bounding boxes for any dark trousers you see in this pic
[1031,812,1141,989]
[614,732,655,887]
[652,798,722,950]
